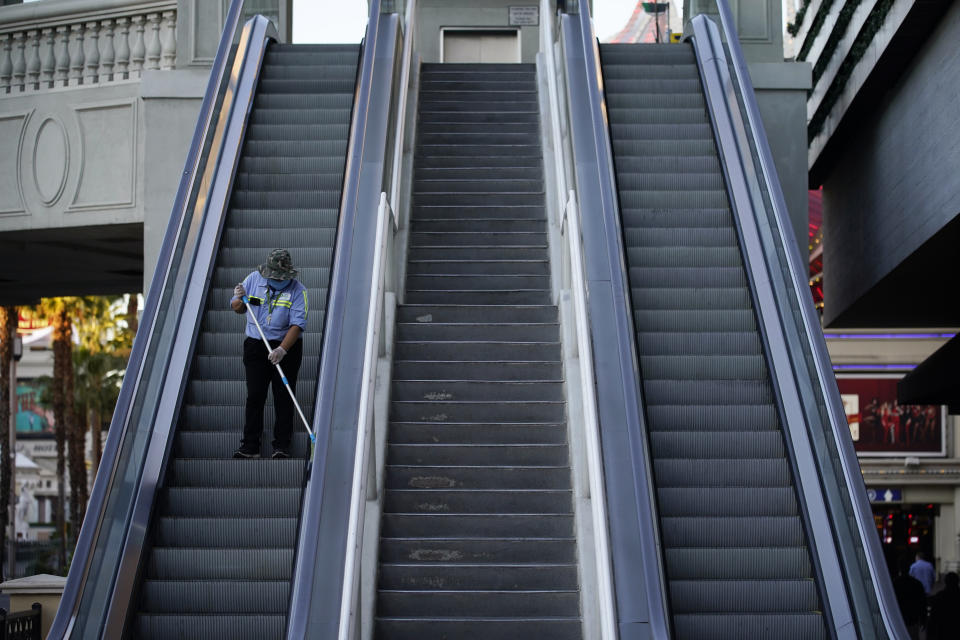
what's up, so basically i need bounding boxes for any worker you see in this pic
[230,249,308,459]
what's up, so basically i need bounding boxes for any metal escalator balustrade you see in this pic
[48,8,277,637]
[599,41,830,639]
[373,62,583,640]
[692,4,907,637]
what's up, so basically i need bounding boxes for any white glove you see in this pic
[234,283,246,299]
[268,346,286,364]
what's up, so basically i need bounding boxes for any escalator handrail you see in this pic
[559,5,672,637]
[711,0,907,634]
[47,1,253,636]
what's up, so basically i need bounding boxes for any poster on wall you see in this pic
[837,375,945,456]
[17,381,54,434]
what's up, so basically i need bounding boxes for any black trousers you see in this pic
[242,336,303,450]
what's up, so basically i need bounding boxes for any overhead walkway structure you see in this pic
[50,0,909,638]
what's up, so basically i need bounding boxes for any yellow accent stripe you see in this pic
[303,289,309,314]
[274,301,293,308]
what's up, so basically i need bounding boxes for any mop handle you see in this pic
[242,294,314,441]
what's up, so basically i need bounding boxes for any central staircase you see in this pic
[373,63,583,640]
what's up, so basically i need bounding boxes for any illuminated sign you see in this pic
[837,376,945,456]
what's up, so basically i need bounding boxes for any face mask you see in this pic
[268,278,290,289]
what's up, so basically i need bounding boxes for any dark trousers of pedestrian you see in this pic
[242,336,303,451]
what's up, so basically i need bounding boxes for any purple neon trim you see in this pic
[832,364,916,370]
[823,333,956,340]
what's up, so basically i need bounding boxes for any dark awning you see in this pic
[898,333,960,414]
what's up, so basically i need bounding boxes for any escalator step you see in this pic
[638,354,767,380]
[134,614,286,640]
[656,488,798,517]
[147,548,294,580]
[636,331,761,356]
[139,580,290,613]
[665,547,812,579]
[167,459,304,488]
[644,404,778,431]
[649,430,785,459]
[659,516,806,547]
[672,614,827,640]
[670,580,820,613]
[172,432,312,460]
[654,458,791,488]
[158,487,301,517]
[153,517,297,548]
[631,285,750,308]
[633,308,756,332]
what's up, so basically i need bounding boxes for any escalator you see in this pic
[46,0,406,633]
[599,41,828,638]
[131,42,359,637]
[553,2,906,638]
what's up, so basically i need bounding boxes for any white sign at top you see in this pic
[509,6,539,26]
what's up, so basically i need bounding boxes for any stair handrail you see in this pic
[540,2,618,636]
[558,3,672,636]
[337,191,394,640]
[562,190,619,638]
[388,0,416,226]
[47,1,273,636]
[710,9,904,632]
[690,4,906,636]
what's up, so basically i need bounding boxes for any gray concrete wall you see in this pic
[822,0,960,324]
[751,61,812,257]
[416,0,540,63]
[140,69,208,294]
[685,0,785,63]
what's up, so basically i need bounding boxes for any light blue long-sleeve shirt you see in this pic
[232,271,308,341]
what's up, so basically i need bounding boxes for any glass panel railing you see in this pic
[704,0,907,636]
[49,2,265,637]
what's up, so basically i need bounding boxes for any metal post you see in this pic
[8,333,19,580]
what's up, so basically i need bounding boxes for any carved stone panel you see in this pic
[71,100,137,211]
[1,85,140,229]
[0,112,27,216]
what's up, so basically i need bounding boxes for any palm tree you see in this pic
[0,306,16,579]
[73,348,124,475]
[23,295,135,570]
[24,297,83,569]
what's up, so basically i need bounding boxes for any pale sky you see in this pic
[292,0,648,44]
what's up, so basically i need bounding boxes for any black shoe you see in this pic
[233,445,260,459]
[271,448,291,459]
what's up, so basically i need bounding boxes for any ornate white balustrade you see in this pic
[0,0,177,94]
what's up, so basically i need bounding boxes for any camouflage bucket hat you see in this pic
[259,249,298,279]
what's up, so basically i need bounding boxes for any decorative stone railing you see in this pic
[0,0,177,94]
